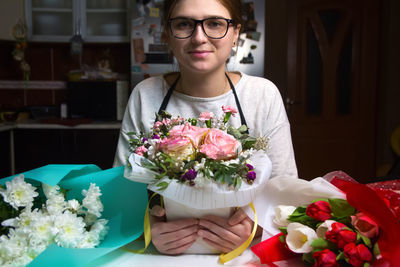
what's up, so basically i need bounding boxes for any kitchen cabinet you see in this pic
[25,0,131,42]
[13,128,119,174]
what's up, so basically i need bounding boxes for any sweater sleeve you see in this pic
[113,88,142,167]
[263,82,298,179]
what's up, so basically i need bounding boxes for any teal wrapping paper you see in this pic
[0,164,148,267]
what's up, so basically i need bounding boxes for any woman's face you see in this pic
[167,0,240,74]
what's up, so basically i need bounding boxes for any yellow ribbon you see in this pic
[219,202,258,264]
[123,192,159,253]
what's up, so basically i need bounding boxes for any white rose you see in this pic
[286,222,318,253]
[316,220,337,238]
[273,205,297,227]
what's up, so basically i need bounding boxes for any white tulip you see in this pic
[286,222,318,253]
[273,205,297,227]
[316,220,337,238]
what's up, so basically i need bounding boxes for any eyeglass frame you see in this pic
[167,17,235,39]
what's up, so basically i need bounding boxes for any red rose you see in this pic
[344,243,372,267]
[325,222,357,249]
[306,200,332,221]
[312,249,339,267]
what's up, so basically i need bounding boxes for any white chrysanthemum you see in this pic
[77,219,108,248]
[9,253,34,267]
[0,175,38,210]
[7,207,42,235]
[273,205,297,227]
[42,183,63,199]
[53,211,86,248]
[28,214,56,245]
[45,195,66,215]
[67,199,81,212]
[0,228,28,262]
[82,184,103,218]
[286,222,318,253]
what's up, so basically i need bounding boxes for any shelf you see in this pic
[32,7,73,13]
[86,8,126,13]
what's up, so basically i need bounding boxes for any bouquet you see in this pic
[0,174,108,266]
[126,106,269,190]
[251,173,400,267]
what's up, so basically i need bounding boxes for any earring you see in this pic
[233,41,236,45]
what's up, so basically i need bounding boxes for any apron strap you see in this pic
[225,73,248,130]
[157,73,248,133]
[157,74,180,115]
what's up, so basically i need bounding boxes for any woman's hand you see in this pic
[198,208,253,253]
[150,205,199,255]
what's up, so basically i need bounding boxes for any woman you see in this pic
[114,0,297,256]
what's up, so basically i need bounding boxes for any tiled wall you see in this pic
[0,40,130,110]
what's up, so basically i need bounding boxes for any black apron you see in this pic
[156,73,248,130]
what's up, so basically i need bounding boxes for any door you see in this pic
[286,0,380,183]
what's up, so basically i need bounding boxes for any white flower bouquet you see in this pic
[0,164,148,266]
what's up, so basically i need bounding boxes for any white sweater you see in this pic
[114,72,297,180]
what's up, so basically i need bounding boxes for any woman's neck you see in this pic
[177,68,230,98]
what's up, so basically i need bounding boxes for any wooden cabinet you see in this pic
[13,128,119,174]
[25,0,131,42]
[0,130,11,178]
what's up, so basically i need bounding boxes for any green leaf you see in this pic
[373,242,381,257]
[310,238,330,250]
[278,234,286,243]
[363,263,371,267]
[302,252,314,264]
[278,227,287,234]
[238,125,248,133]
[336,251,345,261]
[329,198,355,218]
[156,182,169,191]
[360,233,372,248]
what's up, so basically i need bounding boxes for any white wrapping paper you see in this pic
[124,150,272,209]
[241,176,346,241]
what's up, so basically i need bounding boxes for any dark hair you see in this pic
[161,0,243,37]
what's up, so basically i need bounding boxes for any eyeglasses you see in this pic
[168,17,234,39]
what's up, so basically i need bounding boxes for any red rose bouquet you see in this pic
[251,173,400,267]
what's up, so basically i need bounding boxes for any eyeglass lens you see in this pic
[170,18,230,39]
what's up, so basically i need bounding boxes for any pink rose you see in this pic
[351,212,379,238]
[158,136,195,160]
[199,129,240,160]
[169,123,209,147]
[198,112,215,122]
[153,121,163,129]
[222,105,237,116]
[135,145,147,156]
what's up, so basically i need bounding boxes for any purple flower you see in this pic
[247,171,256,181]
[152,134,160,139]
[181,169,197,181]
[142,137,148,143]
[246,164,254,171]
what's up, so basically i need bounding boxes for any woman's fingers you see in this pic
[198,218,241,245]
[150,205,166,217]
[164,239,197,255]
[163,228,198,250]
[228,208,248,226]
[151,218,200,254]
[153,218,199,234]
[198,228,236,250]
